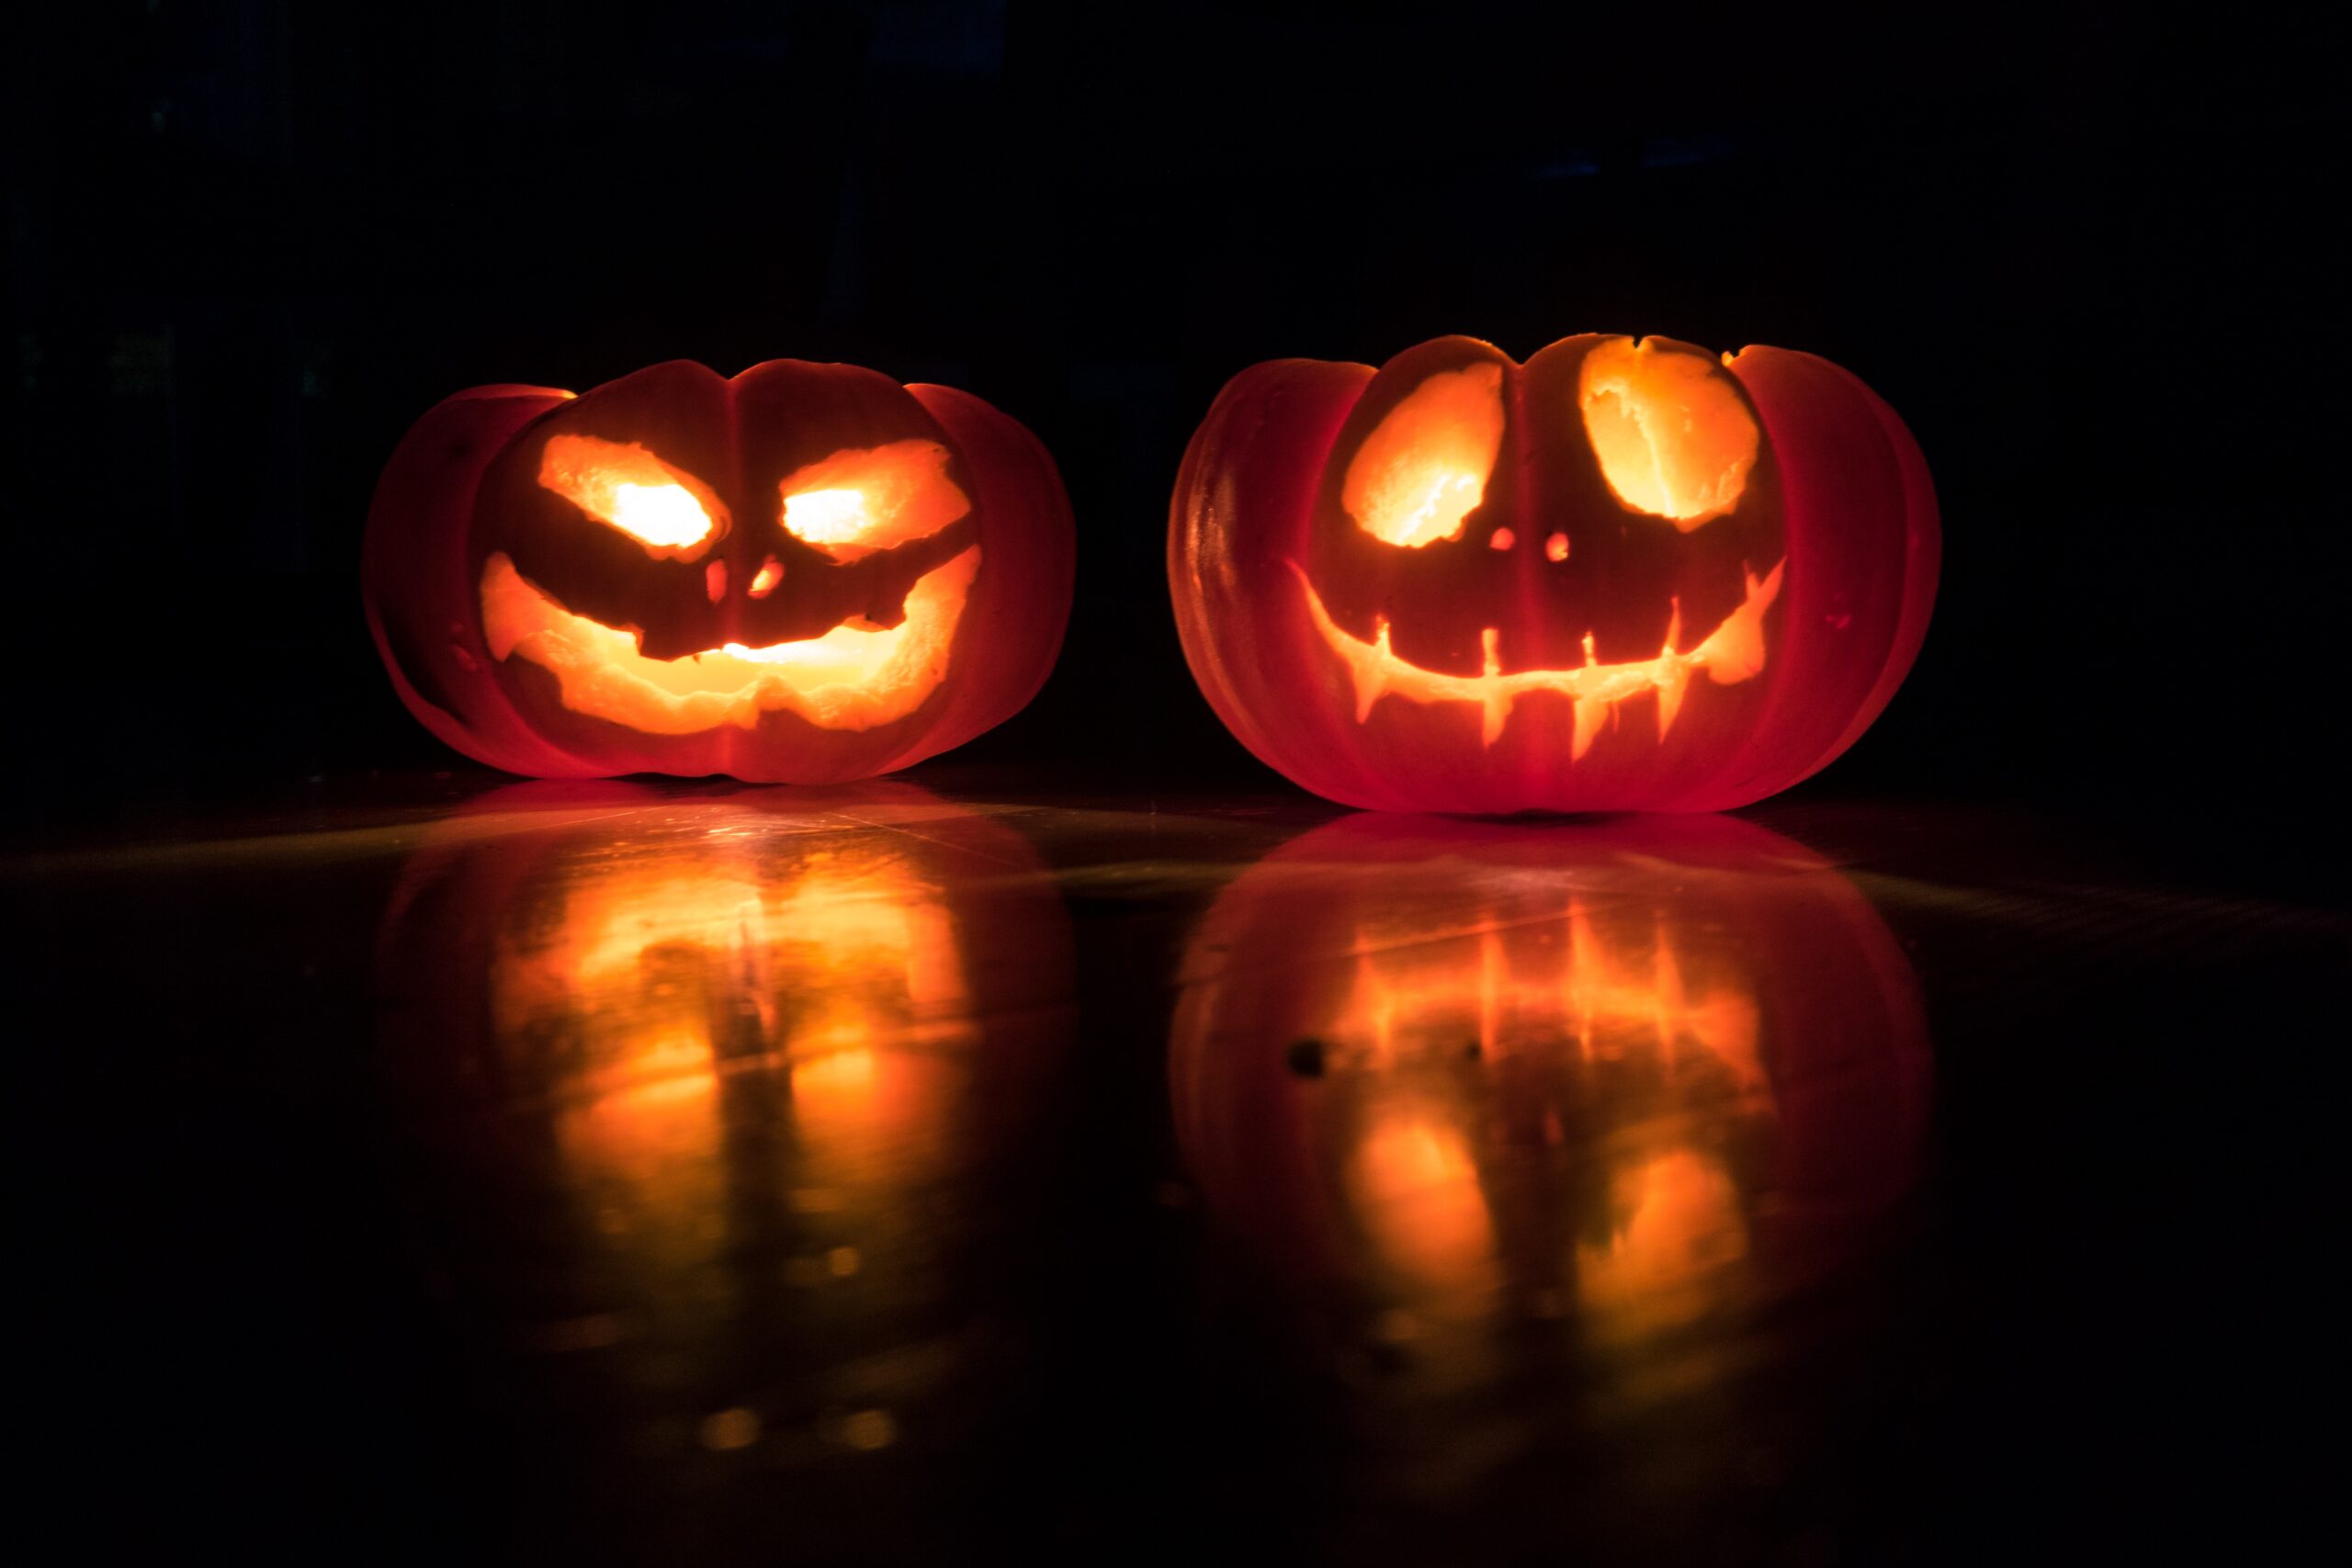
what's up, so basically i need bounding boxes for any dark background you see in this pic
[7,2,2337,827]
[7,6,2342,1563]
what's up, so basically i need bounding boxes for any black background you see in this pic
[7,3,2338,826]
[7,6,2342,1562]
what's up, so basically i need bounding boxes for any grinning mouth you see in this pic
[480,547,979,735]
[1294,559,1783,754]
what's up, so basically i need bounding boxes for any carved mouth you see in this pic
[480,547,980,735]
[1293,559,1784,754]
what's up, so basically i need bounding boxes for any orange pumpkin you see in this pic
[366,360,1074,782]
[1170,335,1938,812]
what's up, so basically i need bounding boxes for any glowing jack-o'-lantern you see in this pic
[374,782,1074,1447]
[366,359,1075,782]
[1170,814,1929,1365]
[1170,335,1939,812]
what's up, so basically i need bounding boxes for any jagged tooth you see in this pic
[1479,627,1510,747]
[1657,662,1690,739]
[1483,691,1510,748]
[1476,625,1514,747]
[1572,694,1608,760]
[1351,620,1390,720]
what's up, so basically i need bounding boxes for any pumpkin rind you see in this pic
[1169,336,1937,813]
[366,361,1073,783]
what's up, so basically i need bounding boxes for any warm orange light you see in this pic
[538,434,722,553]
[1342,363,1507,547]
[748,556,783,598]
[1577,1148,1747,1331]
[1322,891,1769,1320]
[488,827,978,1267]
[1577,339,1758,527]
[1294,557,1782,750]
[778,439,969,562]
[480,546,978,734]
[1351,1110,1496,1294]
[783,489,869,543]
[1336,897,1760,1077]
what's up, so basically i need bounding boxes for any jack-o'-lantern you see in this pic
[1170,814,1928,1382]
[1170,335,1939,812]
[366,359,1075,783]
[374,782,1074,1465]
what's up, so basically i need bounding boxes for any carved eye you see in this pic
[1342,363,1507,547]
[538,434,724,556]
[778,439,969,564]
[1577,339,1758,528]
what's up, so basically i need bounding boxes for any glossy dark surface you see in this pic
[15,773,2335,1562]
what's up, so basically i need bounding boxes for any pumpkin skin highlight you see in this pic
[1169,335,1938,813]
[365,359,1074,784]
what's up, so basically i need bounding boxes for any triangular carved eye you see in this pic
[778,440,969,563]
[538,434,725,556]
[1342,363,1506,547]
[1577,339,1757,528]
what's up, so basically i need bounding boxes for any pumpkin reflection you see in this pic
[494,830,973,1212]
[376,781,1072,1450]
[1170,814,1929,1373]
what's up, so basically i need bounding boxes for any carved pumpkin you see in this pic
[1170,335,1938,812]
[374,782,1075,1445]
[366,360,1074,783]
[1170,814,1929,1350]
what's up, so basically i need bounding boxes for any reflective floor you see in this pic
[14,773,2335,1562]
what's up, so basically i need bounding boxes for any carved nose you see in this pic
[748,555,783,599]
[1545,532,1570,562]
[1488,526,1516,551]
